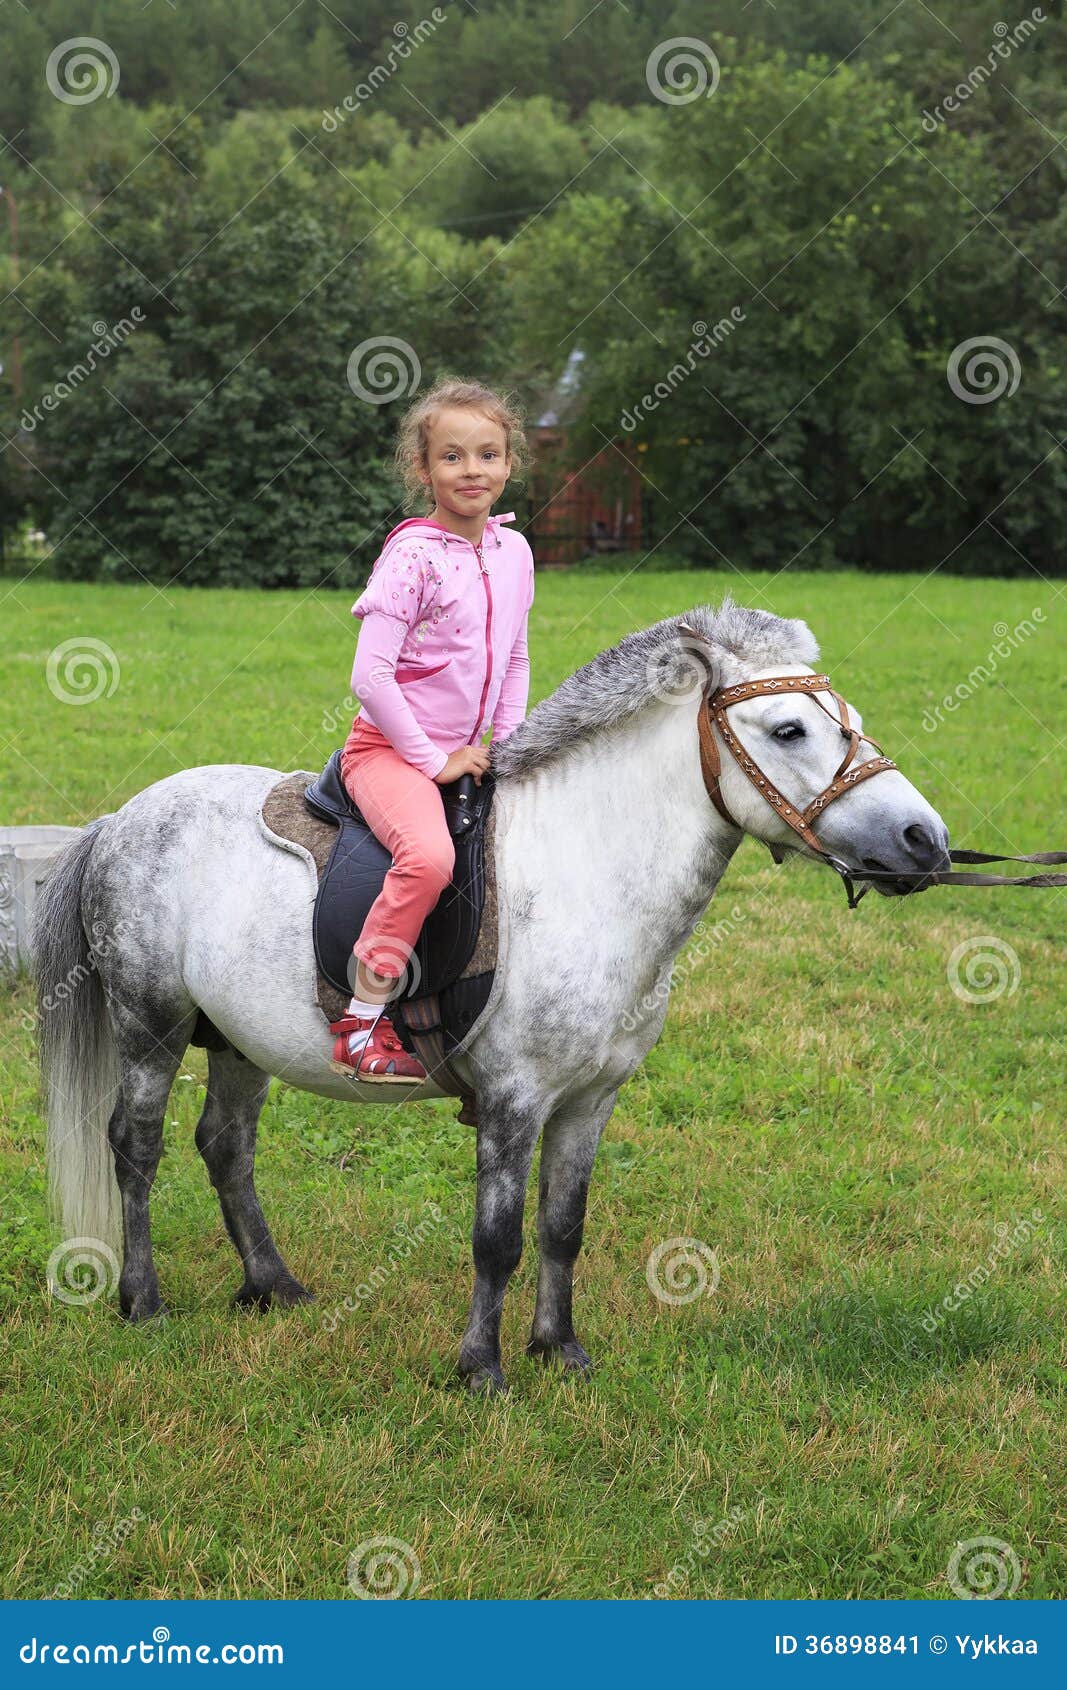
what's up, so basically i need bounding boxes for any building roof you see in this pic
[534,346,585,428]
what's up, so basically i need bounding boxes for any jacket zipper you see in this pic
[469,539,493,744]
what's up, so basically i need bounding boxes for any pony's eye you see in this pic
[773,722,805,742]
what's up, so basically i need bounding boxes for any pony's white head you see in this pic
[679,604,950,895]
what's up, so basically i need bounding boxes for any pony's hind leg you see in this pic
[195,1044,312,1312]
[107,997,195,1323]
[526,1079,621,1374]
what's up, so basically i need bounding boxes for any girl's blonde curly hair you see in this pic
[394,376,530,515]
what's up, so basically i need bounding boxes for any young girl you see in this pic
[329,378,535,1082]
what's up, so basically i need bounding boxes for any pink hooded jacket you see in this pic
[348,511,535,780]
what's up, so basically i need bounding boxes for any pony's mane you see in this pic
[490,595,820,781]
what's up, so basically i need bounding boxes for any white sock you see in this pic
[346,994,387,1019]
[343,996,392,1056]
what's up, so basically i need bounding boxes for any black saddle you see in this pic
[303,748,495,1007]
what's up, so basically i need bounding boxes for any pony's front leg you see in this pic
[526,1079,620,1374]
[457,1101,542,1395]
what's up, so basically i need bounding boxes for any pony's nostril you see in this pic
[903,821,945,868]
[904,822,931,852]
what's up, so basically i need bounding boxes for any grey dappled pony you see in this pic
[35,601,949,1393]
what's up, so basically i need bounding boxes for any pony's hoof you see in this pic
[272,1276,315,1309]
[232,1275,314,1313]
[120,1296,169,1325]
[526,1336,593,1374]
[459,1364,508,1397]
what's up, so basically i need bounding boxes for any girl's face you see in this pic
[419,406,512,524]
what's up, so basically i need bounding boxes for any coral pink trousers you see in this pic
[339,715,455,980]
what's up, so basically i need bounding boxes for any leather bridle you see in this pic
[698,673,896,859]
[694,668,1067,907]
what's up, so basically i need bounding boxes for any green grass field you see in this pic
[1,565,1063,1600]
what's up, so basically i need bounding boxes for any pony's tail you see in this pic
[33,818,123,1256]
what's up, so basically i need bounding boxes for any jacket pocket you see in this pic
[394,658,450,683]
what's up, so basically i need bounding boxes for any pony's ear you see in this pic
[676,622,733,693]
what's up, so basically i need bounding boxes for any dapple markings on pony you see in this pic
[35,601,949,1394]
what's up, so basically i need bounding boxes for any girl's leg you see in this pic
[340,737,455,1001]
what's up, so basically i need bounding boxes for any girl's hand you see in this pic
[435,745,491,786]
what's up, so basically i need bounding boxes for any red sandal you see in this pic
[328,1010,427,1083]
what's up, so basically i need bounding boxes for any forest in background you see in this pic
[1,0,1065,583]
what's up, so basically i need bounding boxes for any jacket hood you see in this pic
[378,511,517,554]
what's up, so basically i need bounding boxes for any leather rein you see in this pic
[695,671,1067,908]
